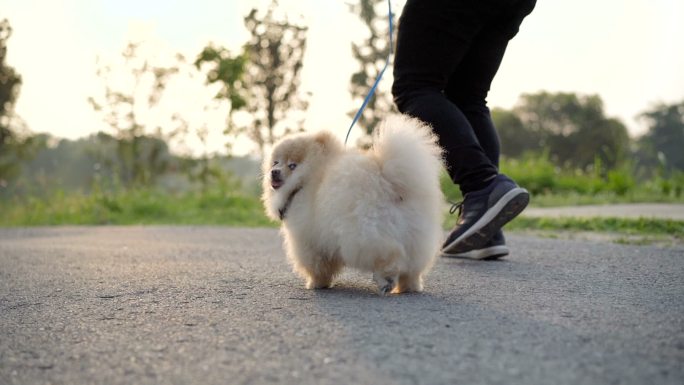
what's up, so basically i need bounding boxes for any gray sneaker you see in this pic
[442,174,529,255]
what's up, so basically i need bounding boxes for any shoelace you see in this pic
[449,200,463,216]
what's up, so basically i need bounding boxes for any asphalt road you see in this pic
[1,226,682,385]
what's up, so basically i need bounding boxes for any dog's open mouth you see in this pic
[271,179,284,190]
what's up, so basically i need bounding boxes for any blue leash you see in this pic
[344,0,394,146]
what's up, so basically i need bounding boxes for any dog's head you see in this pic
[261,130,342,220]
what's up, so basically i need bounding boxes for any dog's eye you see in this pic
[288,163,297,170]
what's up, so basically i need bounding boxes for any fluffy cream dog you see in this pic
[262,114,444,295]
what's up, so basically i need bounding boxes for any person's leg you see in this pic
[392,0,499,194]
[445,0,537,171]
[440,0,537,257]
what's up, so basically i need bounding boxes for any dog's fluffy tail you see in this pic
[371,114,444,200]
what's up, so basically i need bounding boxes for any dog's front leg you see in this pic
[303,257,343,289]
[289,245,342,289]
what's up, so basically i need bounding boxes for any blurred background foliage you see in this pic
[0,0,682,226]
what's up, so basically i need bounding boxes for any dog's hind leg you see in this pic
[372,271,398,295]
[371,246,403,295]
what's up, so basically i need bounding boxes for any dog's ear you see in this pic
[314,131,341,153]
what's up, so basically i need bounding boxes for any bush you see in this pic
[606,169,635,196]
[500,152,557,195]
[440,151,683,205]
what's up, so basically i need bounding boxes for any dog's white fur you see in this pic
[262,114,444,294]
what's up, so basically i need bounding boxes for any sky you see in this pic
[2,0,683,156]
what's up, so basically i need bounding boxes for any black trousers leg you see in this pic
[392,0,536,194]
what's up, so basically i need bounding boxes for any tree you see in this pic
[637,101,684,173]
[0,19,32,187]
[348,0,397,139]
[194,44,247,155]
[5,132,176,197]
[0,19,20,131]
[491,107,540,158]
[88,42,176,187]
[240,2,309,157]
[512,92,630,171]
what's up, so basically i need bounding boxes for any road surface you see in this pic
[1,226,682,385]
[522,203,684,220]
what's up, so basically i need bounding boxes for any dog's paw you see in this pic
[372,272,397,296]
[306,279,332,290]
[397,274,424,293]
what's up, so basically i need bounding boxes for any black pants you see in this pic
[392,0,536,194]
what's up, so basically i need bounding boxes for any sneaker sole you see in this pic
[442,188,529,254]
[442,245,510,260]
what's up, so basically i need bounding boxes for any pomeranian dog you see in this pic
[262,114,444,295]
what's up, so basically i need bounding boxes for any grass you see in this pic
[439,210,684,245]
[0,189,275,227]
[500,216,684,246]
[2,186,683,247]
[505,216,684,237]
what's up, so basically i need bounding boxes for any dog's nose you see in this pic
[271,169,281,179]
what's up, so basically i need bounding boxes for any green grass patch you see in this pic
[3,181,683,242]
[506,216,684,237]
[0,189,275,227]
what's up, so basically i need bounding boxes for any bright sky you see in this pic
[2,0,683,156]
